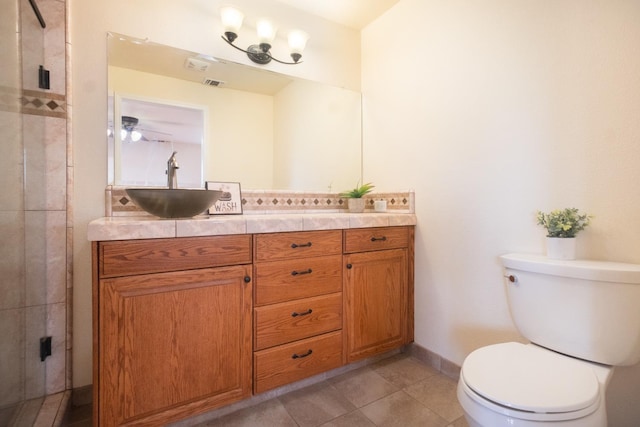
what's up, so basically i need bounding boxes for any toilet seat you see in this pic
[461,342,601,421]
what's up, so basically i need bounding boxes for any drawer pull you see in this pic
[291,309,313,317]
[291,268,312,276]
[291,349,313,359]
[370,236,387,242]
[291,242,312,249]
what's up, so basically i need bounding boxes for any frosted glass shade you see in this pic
[288,30,309,54]
[220,6,244,34]
[256,19,277,44]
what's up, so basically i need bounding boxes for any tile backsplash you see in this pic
[106,186,415,216]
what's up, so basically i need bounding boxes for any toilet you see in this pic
[457,253,640,427]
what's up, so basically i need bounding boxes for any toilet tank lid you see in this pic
[500,253,640,284]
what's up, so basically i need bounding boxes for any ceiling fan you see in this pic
[119,115,172,143]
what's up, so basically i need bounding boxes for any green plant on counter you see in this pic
[536,208,592,238]
[340,182,375,198]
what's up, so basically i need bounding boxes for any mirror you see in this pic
[107,33,362,191]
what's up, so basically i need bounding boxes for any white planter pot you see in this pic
[347,198,365,213]
[546,237,576,260]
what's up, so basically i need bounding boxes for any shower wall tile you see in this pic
[24,115,67,211]
[46,302,66,394]
[20,0,66,94]
[20,0,44,93]
[0,110,24,211]
[0,0,19,56]
[25,302,67,398]
[25,211,67,306]
[25,304,46,400]
[40,0,66,95]
[0,211,26,310]
[0,308,25,407]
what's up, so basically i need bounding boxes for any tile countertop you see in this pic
[87,213,418,241]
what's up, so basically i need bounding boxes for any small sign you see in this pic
[206,181,243,215]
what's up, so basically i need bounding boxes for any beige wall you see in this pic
[71,0,360,388]
[362,0,640,366]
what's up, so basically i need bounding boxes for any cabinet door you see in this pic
[344,249,407,362]
[99,265,252,426]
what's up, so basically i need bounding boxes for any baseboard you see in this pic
[407,342,461,380]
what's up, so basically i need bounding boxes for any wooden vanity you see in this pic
[91,218,415,426]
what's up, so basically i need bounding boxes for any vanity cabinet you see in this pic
[92,235,253,426]
[253,230,344,393]
[91,223,415,425]
[343,226,415,362]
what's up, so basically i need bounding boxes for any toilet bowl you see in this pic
[457,342,610,427]
[457,253,640,427]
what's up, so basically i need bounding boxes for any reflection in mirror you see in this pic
[108,94,205,188]
[108,33,362,191]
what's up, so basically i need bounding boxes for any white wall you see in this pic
[362,0,640,365]
[71,0,360,388]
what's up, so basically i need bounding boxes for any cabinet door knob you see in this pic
[346,263,352,269]
[291,349,313,359]
[291,242,312,249]
[244,276,251,283]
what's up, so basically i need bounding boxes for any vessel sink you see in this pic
[126,188,224,219]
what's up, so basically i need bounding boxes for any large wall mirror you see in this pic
[108,33,363,191]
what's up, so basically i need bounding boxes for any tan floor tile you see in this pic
[319,409,376,427]
[328,367,399,408]
[279,381,356,427]
[360,390,448,427]
[204,399,297,427]
[372,354,440,388]
[447,415,470,427]
[404,374,465,422]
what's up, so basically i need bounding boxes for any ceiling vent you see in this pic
[202,78,225,87]
[184,57,210,72]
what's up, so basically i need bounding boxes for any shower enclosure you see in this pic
[0,0,70,424]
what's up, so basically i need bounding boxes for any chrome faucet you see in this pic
[166,151,179,189]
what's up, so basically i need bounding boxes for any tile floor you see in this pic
[63,353,469,427]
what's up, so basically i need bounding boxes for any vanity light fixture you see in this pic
[220,6,309,65]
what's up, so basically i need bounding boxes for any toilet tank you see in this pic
[500,253,640,366]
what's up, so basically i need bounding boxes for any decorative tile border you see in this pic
[106,186,415,217]
[0,85,67,118]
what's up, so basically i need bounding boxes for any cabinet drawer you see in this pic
[254,331,343,393]
[254,255,342,305]
[99,235,252,278]
[254,230,342,262]
[254,293,342,350]
[343,226,410,253]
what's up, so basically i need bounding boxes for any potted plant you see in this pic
[536,208,592,259]
[340,182,375,213]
